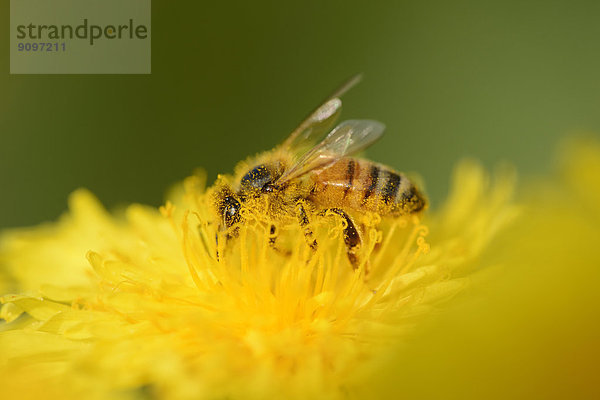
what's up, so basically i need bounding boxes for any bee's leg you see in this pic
[296,201,318,252]
[268,224,291,256]
[203,220,221,261]
[319,208,362,270]
[268,224,277,246]
[215,225,238,262]
[215,226,229,262]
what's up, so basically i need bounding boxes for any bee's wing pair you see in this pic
[275,74,385,185]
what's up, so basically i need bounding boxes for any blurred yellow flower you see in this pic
[3,139,597,399]
[356,138,600,400]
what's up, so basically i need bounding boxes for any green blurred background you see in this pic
[2,0,600,228]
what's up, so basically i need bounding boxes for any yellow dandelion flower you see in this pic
[355,138,600,400]
[0,147,517,399]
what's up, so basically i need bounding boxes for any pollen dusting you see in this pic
[0,160,516,400]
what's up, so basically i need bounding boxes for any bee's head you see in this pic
[214,162,284,230]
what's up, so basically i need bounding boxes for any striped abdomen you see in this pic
[309,158,426,216]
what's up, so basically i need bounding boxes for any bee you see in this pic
[213,75,426,268]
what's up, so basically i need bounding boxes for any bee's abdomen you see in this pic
[309,158,426,215]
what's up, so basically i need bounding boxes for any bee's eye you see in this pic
[226,207,237,217]
[222,196,241,227]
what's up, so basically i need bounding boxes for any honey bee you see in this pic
[213,75,426,268]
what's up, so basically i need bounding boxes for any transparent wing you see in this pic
[275,119,385,184]
[280,74,363,151]
[280,98,342,151]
